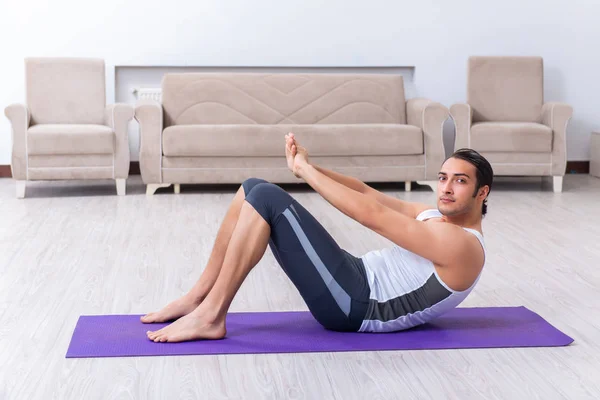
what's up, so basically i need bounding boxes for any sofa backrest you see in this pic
[467,56,544,123]
[25,57,106,125]
[161,73,406,127]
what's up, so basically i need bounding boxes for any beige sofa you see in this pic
[135,72,450,195]
[4,57,134,198]
[450,56,573,192]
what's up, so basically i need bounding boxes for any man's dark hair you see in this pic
[448,148,494,215]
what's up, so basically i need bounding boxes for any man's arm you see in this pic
[311,164,368,194]
[364,202,475,268]
[297,162,470,267]
[312,164,434,219]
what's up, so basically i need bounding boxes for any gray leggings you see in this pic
[242,178,371,332]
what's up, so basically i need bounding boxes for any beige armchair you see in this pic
[450,56,573,192]
[4,57,134,198]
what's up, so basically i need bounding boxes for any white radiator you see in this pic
[132,88,162,102]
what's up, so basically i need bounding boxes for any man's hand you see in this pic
[285,133,300,177]
[285,132,310,177]
[285,133,296,174]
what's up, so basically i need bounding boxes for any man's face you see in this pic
[436,157,486,216]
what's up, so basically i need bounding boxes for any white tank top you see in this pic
[358,209,486,332]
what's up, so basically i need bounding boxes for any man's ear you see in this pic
[478,185,490,199]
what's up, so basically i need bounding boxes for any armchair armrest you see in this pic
[407,98,450,179]
[4,103,31,180]
[134,99,164,184]
[105,104,134,179]
[449,103,472,151]
[542,102,573,176]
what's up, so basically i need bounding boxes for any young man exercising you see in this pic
[143,133,493,342]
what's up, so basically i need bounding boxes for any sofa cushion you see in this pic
[470,122,552,153]
[468,56,543,123]
[162,124,423,157]
[161,73,407,127]
[27,124,114,155]
[25,58,106,125]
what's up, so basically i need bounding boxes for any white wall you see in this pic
[1,0,598,164]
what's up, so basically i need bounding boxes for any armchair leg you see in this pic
[405,181,412,192]
[16,180,26,199]
[553,176,563,193]
[116,179,126,196]
[146,183,172,196]
[416,180,437,192]
[174,184,181,194]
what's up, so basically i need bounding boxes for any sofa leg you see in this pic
[553,176,563,193]
[146,183,172,196]
[174,184,181,194]
[16,180,26,199]
[116,179,126,196]
[405,181,412,192]
[416,180,437,192]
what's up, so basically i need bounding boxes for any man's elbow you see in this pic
[355,200,384,228]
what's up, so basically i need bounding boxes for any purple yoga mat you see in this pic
[65,306,573,358]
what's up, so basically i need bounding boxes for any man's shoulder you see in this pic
[429,223,484,264]
[427,222,478,247]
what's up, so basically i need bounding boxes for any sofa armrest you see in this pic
[4,103,30,180]
[407,98,450,179]
[135,99,164,184]
[542,102,573,176]
[449,103,472,151]
[105,104,134,179]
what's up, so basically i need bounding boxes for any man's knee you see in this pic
[246,182,288,202]
[241,178,269,196]
[244,182,293,224]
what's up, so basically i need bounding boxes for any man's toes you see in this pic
[141,314,153,323]
[148,330,162,339]
[151,331,163,341]
[157,334,168,342]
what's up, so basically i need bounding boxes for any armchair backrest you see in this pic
[160,72,407,128]
[467,56,543,123]
[25,57,106,125]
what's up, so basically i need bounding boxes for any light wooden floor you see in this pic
[1,174,599,400]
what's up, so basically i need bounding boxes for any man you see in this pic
[143,133,493,342]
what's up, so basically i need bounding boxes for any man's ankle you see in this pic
[187,291,206,304]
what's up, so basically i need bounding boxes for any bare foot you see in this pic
[146,310,226,342]
[140,294,202,323]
